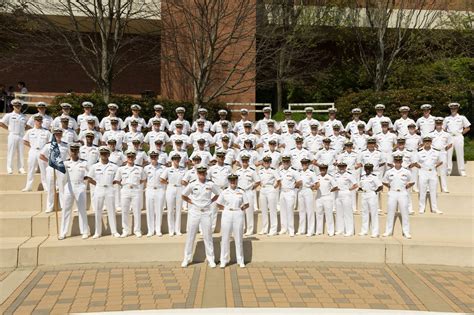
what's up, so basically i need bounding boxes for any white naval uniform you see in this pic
[1,112,27,172]
[168,150,189,168]
[315,148,337,174]
[169,119,191,135]
[297,168,317,235]
[233,120,253,136]
[383,167,413,236]
[147,116,169,131]
[375,131,397,176]
[289,147,313,171]
[40,141,70,211]
[213,132,236,149]
[144,130,170,152]
[99,116,125,132]
[235,133,258,150]
[62,128,78,145]
[79,145,100,211]
[123,131,144,148]
[278,167,301,236]
[280,132,298,153]
[258,167,281,235]
[123,116,146,131]
[170,134,190,150]
[189,131,214,151]
[254,118,273,135]
[213,148,235,166]
[88,162,119,236]
[345,120,366,135]
[217,187,249,266]
[405,133,422,190]
[182,180,221,263]
[115,164,146,236]
[358,149,385,179]
[109,150,126,208]
[337,151,360,211]
[101,130,126,151]
[236,166,260,235]
[415,148,442,213]
[60,159,89,237]
[258,133,281,151]
[305,134,324,155]
[351,133,369,152]
[208,164,232,231]
[393,117,415,136]
[236,149,259,167]
[259,150,281,169]
[429,130,452,192]
[189,150,213,166]
[366,115,392,135]
[315,173,336,236]
[298,118,320,137]
[211,120,233,134]
[144,163,166,236]
[333,171,357,236]
[191,119,212,133]
[27,114,53,130]
[322,119,342,137]
[161,166,186,235]
[389,149,416,213]
[329,135,346,154]
[77,114,99,131]
[359,173,382,236]
[444,114,470,175]
[23,128,51,190]
[78,129,101,146]
[416,115,435,137]
[52,115,78,130]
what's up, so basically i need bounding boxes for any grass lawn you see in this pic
[464,138,474,161]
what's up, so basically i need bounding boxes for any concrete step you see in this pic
[0,174,42,191]
[34,234,473,268]
[0,237,29,268]
[0,211,39,237]
[47,210,473,244]
[0,158,29,173]
[0,191,45,212]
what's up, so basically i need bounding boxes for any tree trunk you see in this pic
[193,91,201,121]
[276,78,283,113]
[100,81,111,103]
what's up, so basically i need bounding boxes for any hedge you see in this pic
[48,93,228,123]
[334,84,473,124]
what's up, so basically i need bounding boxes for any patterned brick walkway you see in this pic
[0,263,472,314]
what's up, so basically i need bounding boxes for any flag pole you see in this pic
[53,169,60,238]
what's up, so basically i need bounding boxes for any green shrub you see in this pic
[334,84,473,124]
[49,93,227,122]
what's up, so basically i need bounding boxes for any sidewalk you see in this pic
[0,262,472,314]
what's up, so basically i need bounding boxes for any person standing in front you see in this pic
[87,146,121,239]
[181,166,221,268]
[333,162,358,237]
[278,155,302,237]
[257,156,281,236]
[315,164,337,236]
[235,155,260,236]
[382,155,414,239]
[444,102,470,176]
[144,150,167,237]
[358,163,383,238]
[0,99,27,174]
[216,174,250,268]
[297,158,318,236]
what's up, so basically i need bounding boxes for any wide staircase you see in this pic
[0,128,473,268]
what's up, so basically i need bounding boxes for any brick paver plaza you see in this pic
[0,262,472,314]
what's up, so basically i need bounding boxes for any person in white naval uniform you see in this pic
[161,154,187,236]
[114,149,146,238]
[144,150,167,237]
[257,120,281,152]
[333,162,358,236]
[254,106,273,136]
[78,118,101,146]
[208,152,232,232]
[315,138,337,175]
[289,136,313,171]
[322,108,342,137]
[213,121,236,149]
[393,106,415,136]
[414,136,443,214]
[40,128,70,212]
[22,115,51,191]
[358,163,383,238]
[235,122,258,150]
[444,102,471,176]
[26,102,53,130]
[297,158,317,236]
[278,109,295,134]
[357,137,385,179]
[181,166,221,268]
[87,146,120,238]
[169,121,190,150]
[374,119,397,176]
[101,117,125,151]
[259,140,281,169]
[144,119,170,152]
[329,124,346,154]
[0,99,27,174]
[189,119,214,151]
[278,155,302,237]
[430,117,453,192]
[169,107,191,135]
[168,139,189,168]
[52,103,78,131]
[416,104,435,137]
[345,108,366,136]
[211,109,232,134]
[216,174,250,268]
[315,164,337,236]
[337,142,360,212]
[233,108,253,136]
[366,104,392,135]
[298,107,320,137]
[350,123,369,152]
[382,155,414,238]
[99,103,124,132]
[191,108,212,133]
[304,123,324,155]
[235,155,260,235]
[59,143,90,240]
[77,101,100,132]
[257,156,281,235]
[123,104,147,131]
[147,104,169,132]
[405,123,422,191]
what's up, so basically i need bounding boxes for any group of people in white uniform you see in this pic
[0,98,470,268]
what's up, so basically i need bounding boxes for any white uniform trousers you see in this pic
[145,188,166,235]
[258,186,278,234]
[25,149,47,190]
[121,187,142,235]
[297,188,315,235]
[183,206,215,263]
[45,167,65,211]
[419,169,439,212]
[411,167,419,192]
[279,189,296,235]
[315,194,334,236]
[385,190,410,236]
[61,182,89,237]
[220,209,245,265]
[93,185,118,236]
[335,190,354,235]
[89,183,96,212]
[438,151,449,191]
[359,191,379,236]
[447,134,465,174]
[114,184,120,210]
[166,185,183,235]
[243,189,256,234]
[7,133,24,172]
[351,168,360,211]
